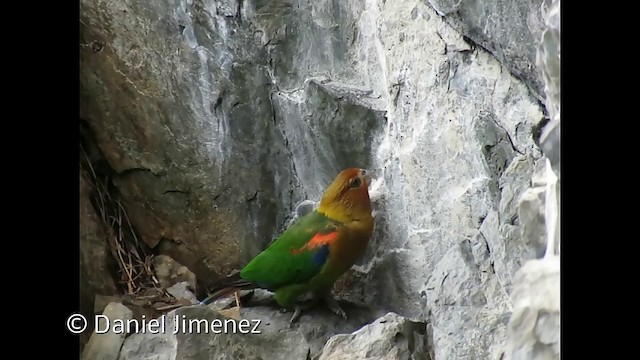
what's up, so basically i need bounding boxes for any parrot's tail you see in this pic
[199,271,257,305]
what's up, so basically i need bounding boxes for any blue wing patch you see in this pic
[311,244,330,268]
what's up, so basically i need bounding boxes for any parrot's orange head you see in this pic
[318,168,373,223]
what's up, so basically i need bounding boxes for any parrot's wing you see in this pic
[239,211,340,290]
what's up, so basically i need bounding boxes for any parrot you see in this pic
[200,167,374,323]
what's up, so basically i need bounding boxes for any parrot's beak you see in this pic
[361,168,373,186]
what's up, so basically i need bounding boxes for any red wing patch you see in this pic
[290,231,339,255]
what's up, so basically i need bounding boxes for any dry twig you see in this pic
[80,143,168,301]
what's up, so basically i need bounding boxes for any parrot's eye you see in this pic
[350,177,362,188]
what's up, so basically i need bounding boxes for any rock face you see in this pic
[504,258,560,359]
[425,0,548,100]
[82,302,133,360]
[319,312,428,360]
[503,0,560,359]
[537,0,560,182]
[80,0,554,359]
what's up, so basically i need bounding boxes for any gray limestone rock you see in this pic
[82,302,133,360]
[537,0,560,259]
[153,255,198,293]
[517,160,548,260]
[167,282,200,305]
[501,1,560,358]
[319,312,428,360]
[537,0,560,177]
[424,0,548,100]
[119,303,381,360]
[424,236,511,359]
[503,258,560,360]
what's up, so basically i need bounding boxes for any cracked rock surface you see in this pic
[503,0,560,359]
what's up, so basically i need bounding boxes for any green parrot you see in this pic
[200,167,375,323]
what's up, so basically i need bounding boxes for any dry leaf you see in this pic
[217,306,241,320]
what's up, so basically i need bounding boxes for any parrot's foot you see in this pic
[290,306,302,324]
[286,299,319,325]
[276,307,300,325]
[323,295,347,320]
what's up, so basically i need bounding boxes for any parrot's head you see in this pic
[318,168,373,224]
